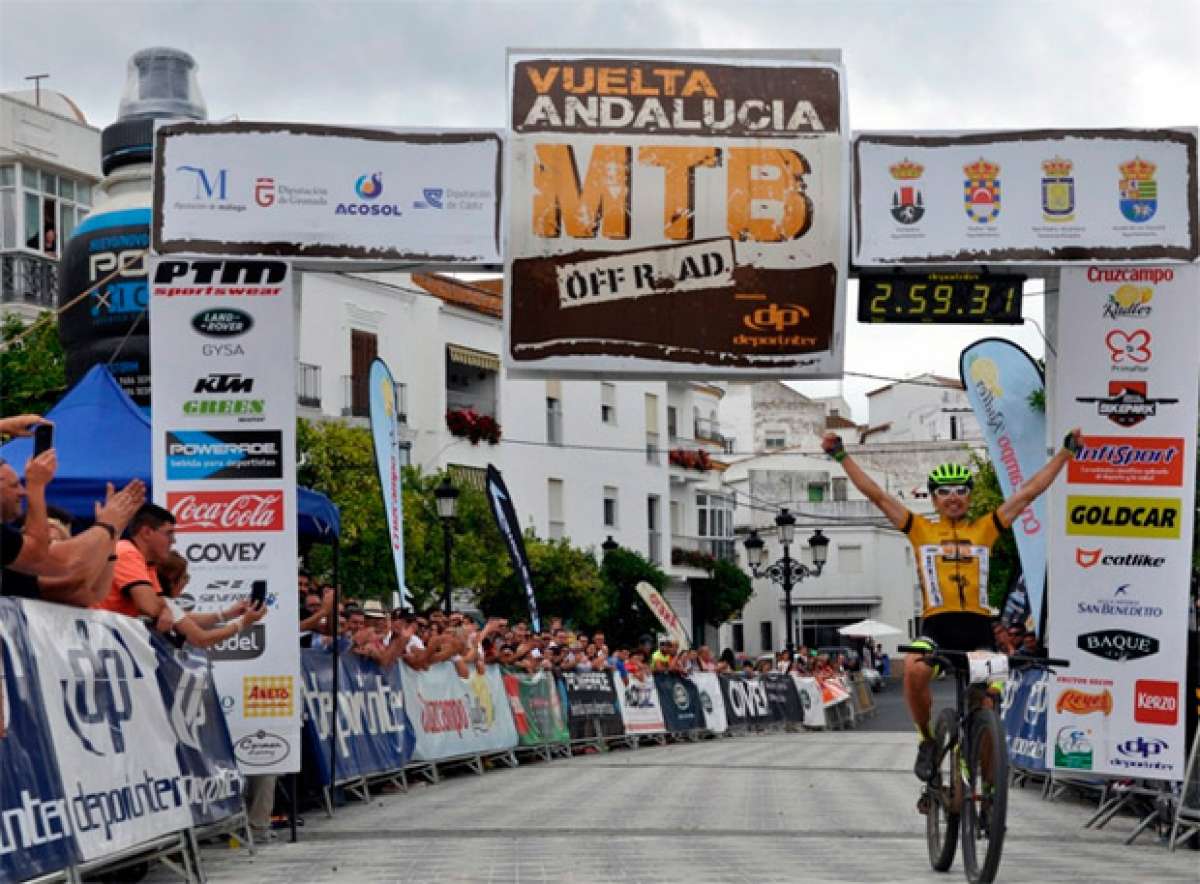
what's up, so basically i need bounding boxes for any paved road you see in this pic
[856,676,955,732]
[157,730,1196,884]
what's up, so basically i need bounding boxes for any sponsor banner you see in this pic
[502,669,569,746]
[718,674,772,728]
[401,662,518,761]
[654,673,707,733]
[761,671,805,724]
[299,648,413,784]
[688,672,727,735]
[634,581,689,649]
[151,255,301,775]
[506,51,847,378]
[613,667,667,735]
[147,634,245,826]
[0,600,79,879]
[790,676,826,728]
[485,465,540,631]
[960,338,1049,632]
[1048,263,1198,779]
[558,671,624,741]
[21,603,193,861]
[368,359,409,607]
[1000,666,1049,772]
[153,122,502,264]
[853,129,1199,265]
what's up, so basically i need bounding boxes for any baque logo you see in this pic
[1054,726,1094,770]
[355,173,383,199]
[963,158,1001,224]
[61,619,143,756]
[1040,156,1075,222]
[1105,329,1151,368]
[1133,680,1178,726]
[1074,547,1165,569]
[177,165,228,201]
[192,309,253,338]
[254,177,275,208]
[337,173,402,217]
[1076,628,1159,662]
[242,676,294,719]
[742,302,810,332]
[1067,436,1184,488]
[1076,381,1178,429]
[1118,157,1157,223]
[1066,495,1180,539]
[1055,687,1112,716]
[1103,284,1153,320]
[234,730,290,767]
[889,158,925,224]
[168,490,285,533]
[1076,583,1163,619]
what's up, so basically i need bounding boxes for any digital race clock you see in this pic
[857,272,1025,324]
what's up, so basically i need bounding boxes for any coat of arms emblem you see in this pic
[889,159,924,224]
[1119,157,1157,223]
[1040,157,1074,222]
[963,158,1001,224]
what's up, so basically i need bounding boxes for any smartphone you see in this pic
[250,580,268,610]
[33,423,53,456]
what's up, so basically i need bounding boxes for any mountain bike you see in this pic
[899,643,1068,884]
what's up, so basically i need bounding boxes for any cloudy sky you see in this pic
[3,0,1195,421]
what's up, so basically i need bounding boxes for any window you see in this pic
[696,493,733,539]
[832,477,848,502]
[765,436,785,450]
[546,397,563,445]
[732,622,745,653]
[647,495,661,564]
[548,479,565,540]
[760,621,773,653]
[347,330,377,417]
[601,383,616,424]
[644,393,659,463]
[949,415,959,441]
[603,485,618,528]
[667,406,677,439]
[0,165,14,188]
[839,545,863,574]
[807,483,825,503]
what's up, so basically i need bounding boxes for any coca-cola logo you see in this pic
[168,491,284,533]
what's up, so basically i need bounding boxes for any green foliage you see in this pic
[692,558,754,627]
[475,534,605,626]
[599,547,668,647]
[0,315,66,418]
[966,451,1020,609]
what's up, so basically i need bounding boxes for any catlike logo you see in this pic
[1076,629,1159,662]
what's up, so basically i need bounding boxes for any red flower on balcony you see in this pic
[445,408,502,445]
[668,448,713,471]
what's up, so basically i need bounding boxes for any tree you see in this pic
[599,547,668,648]
[475,534,606,627]
[966,451,1020,608]
[691,559,754,628]
[0,314,66,418]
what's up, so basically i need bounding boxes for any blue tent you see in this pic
[1,365,339,542]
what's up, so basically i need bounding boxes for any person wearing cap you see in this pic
[823,428,1080,785]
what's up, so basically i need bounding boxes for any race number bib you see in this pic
[967,651,1009,685]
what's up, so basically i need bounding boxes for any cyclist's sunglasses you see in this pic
[933,484,971,498]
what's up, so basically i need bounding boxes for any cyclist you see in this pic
[821,428,1080,782]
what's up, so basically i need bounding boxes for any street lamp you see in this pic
[434,475,459,614]
[601,535,619,555]
[743,511,828,657]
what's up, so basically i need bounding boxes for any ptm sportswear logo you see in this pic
[152,259,286,297]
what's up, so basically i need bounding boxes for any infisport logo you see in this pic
[1134,680,1178,726]
[169,491,284,533]
[152,259,286,298]
[1065,495,1180,539]
[1067,437,1184,487]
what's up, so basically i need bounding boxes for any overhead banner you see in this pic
[719,674,772,728]
[1047,264,1198,780]
[613,666,667,735]
[635,580,689,648]
[401,662,518,761]
[153,122,502,264]
[502,669,570,746]
[688,672,727,734]
[485,465,541,632]
[559,671,624,740]
[853,129,1198,265]
[370,359,408,608]
[150,255,301,775]
[654,673,707,733]
[505,51,847,377]
[960,338,1049,633]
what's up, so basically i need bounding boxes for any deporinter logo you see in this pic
[963,158,1000,224]
[1066,495,1180,539]
[1040,156,1074,222]
[889,159,924,224]
[1076,381,1177,428]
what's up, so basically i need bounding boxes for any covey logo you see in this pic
[1075,382,1178,429]
[1068,437,1184,487]
[1076,629,1159,662]
[61,619,143,756]
[1133,680,1178,726]
[169,491,284,533]
[184,541,266,564]
[1075,548,1165,569]
[1066,495,1181,539]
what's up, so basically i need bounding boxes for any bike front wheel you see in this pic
[960,707,1009,884]
[926,707,960,872]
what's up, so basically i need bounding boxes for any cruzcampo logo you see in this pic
[1065,495,1181,539]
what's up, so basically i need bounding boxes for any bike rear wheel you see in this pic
[926,707,960,872]
[960,707,1009,884]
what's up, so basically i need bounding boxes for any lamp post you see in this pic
[743,510,829,657]
[434,475,459,614]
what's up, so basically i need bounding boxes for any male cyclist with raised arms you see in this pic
[821,428,1080,782]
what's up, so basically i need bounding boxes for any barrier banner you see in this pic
[719,675,772,728]
[614,666,667,735]
[761,671,805,724]
[822,677,852,707]
[1048,264,1198,780]
[654,673,707,733]
[0,600,78,879]
[150,255,302,776]
[300,648,414,784]
[502,669,569,746]
[369,358,409,607]
[960,338,1049,634]
[485,465,540,631]
[148,635,245,826]
[506,50,848,379]
[559,671,623,740]
[1000,665,1050,772]
[402,662,517,761]
[791,675,826,728]
[21,602,193,862]
[689,672,727,734]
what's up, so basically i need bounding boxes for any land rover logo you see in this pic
[192,308,254,338]
[1077,629,1159,662]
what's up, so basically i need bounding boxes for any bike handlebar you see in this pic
[897,645,1070,670]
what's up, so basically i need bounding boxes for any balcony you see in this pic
[694,416,734,452]
[342,374,369,418]
[671,535,737,569]
[1,253,58,310]
[297,363,321,409]
[446,388,496,418]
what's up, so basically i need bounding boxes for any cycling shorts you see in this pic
[918,612,995,654]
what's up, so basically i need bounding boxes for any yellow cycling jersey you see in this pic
[903,509,1007,618]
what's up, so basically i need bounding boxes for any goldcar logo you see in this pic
[1065,495,1181,539]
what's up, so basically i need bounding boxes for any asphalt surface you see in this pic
[146,721,1197,883]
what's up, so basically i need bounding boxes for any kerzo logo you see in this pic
[61,620,143,756]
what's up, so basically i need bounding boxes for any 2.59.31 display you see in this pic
[857,272,1025,325]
